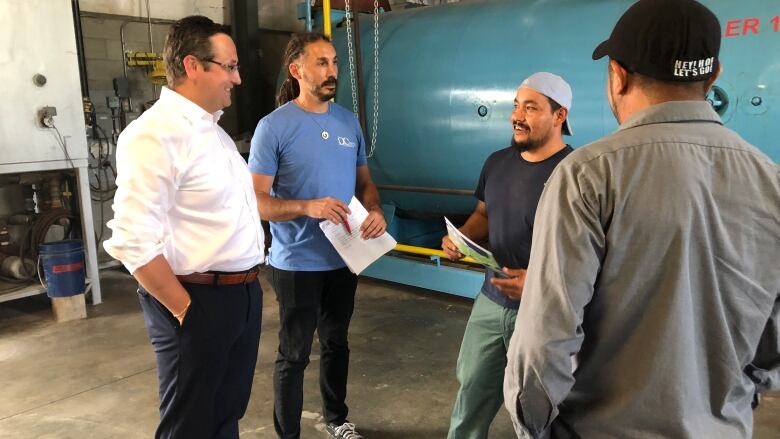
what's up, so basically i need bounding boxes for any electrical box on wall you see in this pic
[0,0,88,166]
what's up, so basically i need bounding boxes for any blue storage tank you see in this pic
[279,0,780,296]
[332,0,780,217]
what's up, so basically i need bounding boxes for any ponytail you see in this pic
[276,77,300,107]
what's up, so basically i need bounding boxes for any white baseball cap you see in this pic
[519,72,574,136]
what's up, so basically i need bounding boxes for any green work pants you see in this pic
[448,292,518,439]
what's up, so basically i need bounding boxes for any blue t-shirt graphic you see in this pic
[249,101,367,271]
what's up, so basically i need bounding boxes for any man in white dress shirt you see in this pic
[104,16,265,439]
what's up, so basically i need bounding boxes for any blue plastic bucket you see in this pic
[40,240,86,298]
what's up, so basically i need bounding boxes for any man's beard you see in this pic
[314,77,338,101]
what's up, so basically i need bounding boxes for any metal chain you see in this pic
[344,0,359,115]
[367,0,380,158]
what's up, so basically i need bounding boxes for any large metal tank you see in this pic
[333,0,780,216]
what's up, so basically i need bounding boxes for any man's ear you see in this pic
[289,62,302,81]
[182,54,203,80]
[609,59,630,96]
[555,107,568,128]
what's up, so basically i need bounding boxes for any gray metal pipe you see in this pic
[145,0,155,98]
[119,17,174,111]
[376,185,473,196]
[145,0,154,52]
[305,0,313,31]
[71,0,89,98]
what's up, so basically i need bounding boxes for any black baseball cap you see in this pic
[592,0,721,82]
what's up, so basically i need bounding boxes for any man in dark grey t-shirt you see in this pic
[443,72,574,439]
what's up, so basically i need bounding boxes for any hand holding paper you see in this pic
[441,235,464,260]
[305,197,351,225]
[359,208,387,239]
[444,217,510,278]
[320,197,396,275]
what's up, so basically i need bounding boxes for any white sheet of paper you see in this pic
[319,197,397,275]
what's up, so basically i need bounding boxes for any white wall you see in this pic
[79,0,226,23]
[0,0,88,165]
[259,1,303,32]
[79,0,304,31]
[77,1,452,32]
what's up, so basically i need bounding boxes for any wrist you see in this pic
[299,199,312,216]
[172,298,191,320]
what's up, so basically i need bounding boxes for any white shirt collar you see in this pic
[159,86,224,124]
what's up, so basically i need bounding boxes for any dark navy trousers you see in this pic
[138,280,262,439]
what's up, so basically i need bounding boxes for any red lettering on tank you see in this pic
[772,15,779,32]
[742,18,760,35]
[725,19,742,37]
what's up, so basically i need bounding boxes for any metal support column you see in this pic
[230,0,262,135]
[76,166,102,304]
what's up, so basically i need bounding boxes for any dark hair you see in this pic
[163,15,229,88]
[611,61,710,99]
[633,71,710,98]
[546,97,562,113]
[276,32,331,107]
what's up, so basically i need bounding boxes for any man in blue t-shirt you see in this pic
[248,32,385,439]
[442,72,575,439]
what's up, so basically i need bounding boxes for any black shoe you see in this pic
[326,421,364,439]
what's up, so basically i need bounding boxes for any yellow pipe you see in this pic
[323,0,332,37]
[393,244,478,264]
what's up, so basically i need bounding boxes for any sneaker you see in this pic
[326,421,364,439]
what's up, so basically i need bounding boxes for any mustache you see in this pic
[321,77,337,87]
[513,121,529,131]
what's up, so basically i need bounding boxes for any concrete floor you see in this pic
[0,269,778,439]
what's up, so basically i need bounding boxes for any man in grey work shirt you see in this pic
[503,0,780,438]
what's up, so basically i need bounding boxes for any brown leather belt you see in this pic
[177,267,260,286]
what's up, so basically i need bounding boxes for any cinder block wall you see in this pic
[79,15,171,258]
[79,13,249,257]
[81,15,170,132]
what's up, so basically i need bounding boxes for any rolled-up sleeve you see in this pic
[504,161,605,437]
[103,130,176,274]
